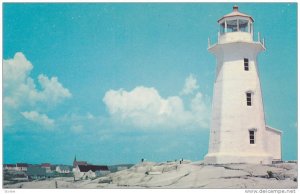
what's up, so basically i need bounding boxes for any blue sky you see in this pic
[3,3,297,165]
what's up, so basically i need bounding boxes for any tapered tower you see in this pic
[204,6,282,164]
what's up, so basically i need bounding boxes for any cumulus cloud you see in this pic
[36,74,72,105]
[3,52,72,127]
[21,111,54,127]
[180,74,199,95]
[103,86,210,130]
[3,52,71,110]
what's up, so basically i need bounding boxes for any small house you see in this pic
[56,165,71,174]
[73,164,110,180]
[3,164,16,171]
[15,163,28,171]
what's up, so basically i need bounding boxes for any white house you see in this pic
[73,165,110,180]
[3,164,16,171]
[56,165,71,174]
[15,163,28,171]
[204,6,282,164]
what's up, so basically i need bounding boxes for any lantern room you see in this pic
[216,5,255,44]
[218,5,253,34]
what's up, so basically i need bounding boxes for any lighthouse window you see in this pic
[246,92,252,106]
[249,130,255,144]
[244,58,249,71]
[227,19,238,32]
[239,19,249,32]
[220,22,225,34]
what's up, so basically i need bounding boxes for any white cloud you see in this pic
[180,74,199,95]
[21,111,54,127]
[60,112,97,122]
[3,52,72,127]
[3,52,33,90]
[36,74,72,105]
[3,52,72,110]
[103,86,210,130]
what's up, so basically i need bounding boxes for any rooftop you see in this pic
[218,5,254,23]
[4,164,16,167]
[41,163,51,167]
[16,163,28,167]
[78,165,109,172]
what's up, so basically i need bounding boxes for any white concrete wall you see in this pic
[205,40,273,164]
[219,32,253,44]
[266,126,282,160]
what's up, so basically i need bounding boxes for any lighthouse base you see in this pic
[204,152,273,165]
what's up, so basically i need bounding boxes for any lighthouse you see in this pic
[204,6,282,164]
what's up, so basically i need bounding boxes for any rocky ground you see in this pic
[4,161,298,189]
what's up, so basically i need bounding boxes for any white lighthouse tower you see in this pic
[204,6,282,164]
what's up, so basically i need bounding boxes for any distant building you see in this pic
[15,163,28,171]
[27,166,54,180]
[27,166,47,180]
[73,164,110,180]
[41,163,52,172]
[13,171,28,179]
[56,165,71,174]
[73,156,87,168]
[117,166,128,171]
[3,164,16,170]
